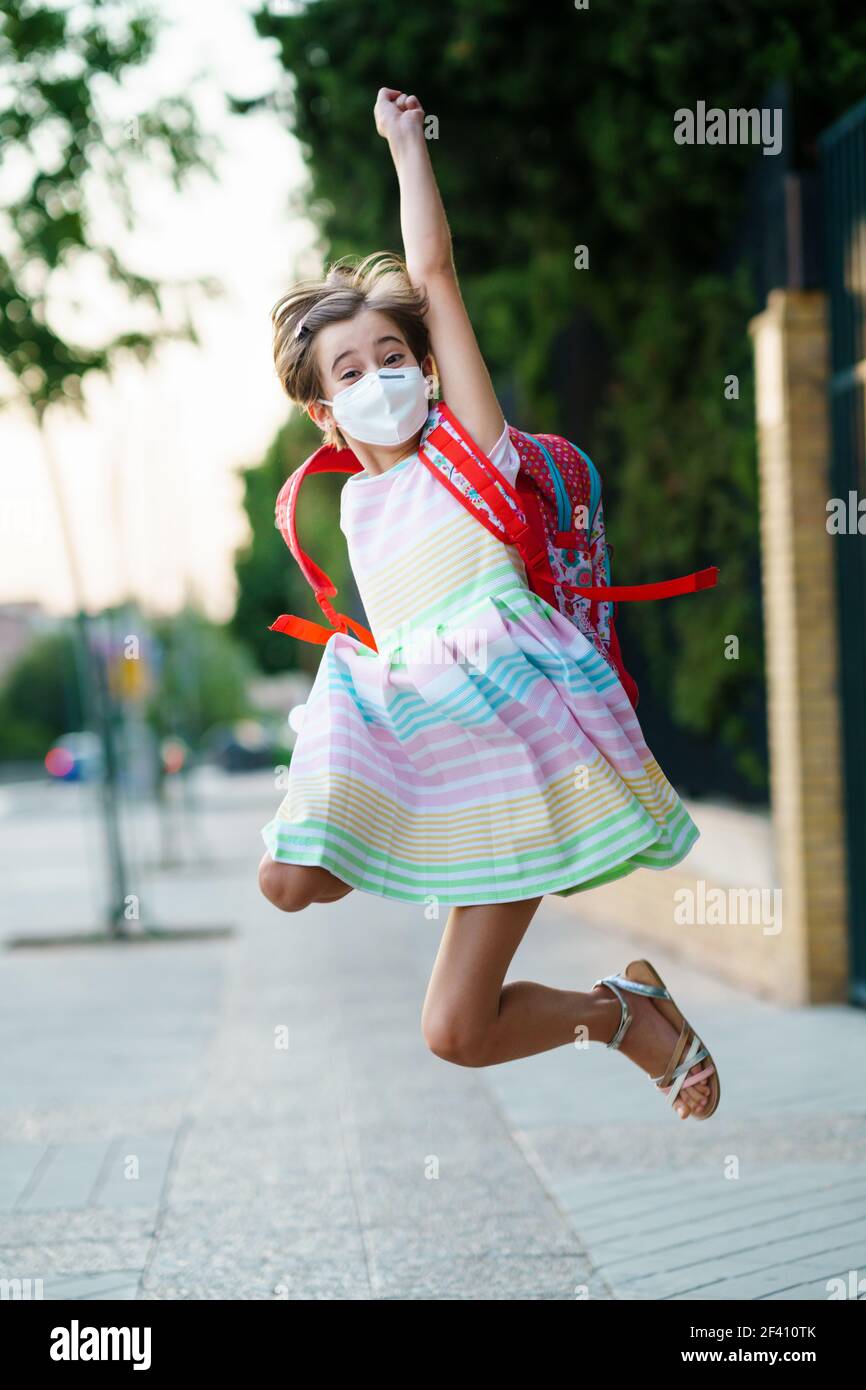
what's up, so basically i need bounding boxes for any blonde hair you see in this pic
[271,252,433,449]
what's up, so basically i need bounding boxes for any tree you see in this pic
[147,608,256,747]
[0,0,218,418]
[0,628,83,760]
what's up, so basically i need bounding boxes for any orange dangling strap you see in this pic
[269,615,339,646]
[270,444,378,651]
[269,605,377,652]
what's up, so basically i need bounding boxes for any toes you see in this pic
[681,1086,708,1116]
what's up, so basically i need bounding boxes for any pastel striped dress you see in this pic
[260,422,699,904]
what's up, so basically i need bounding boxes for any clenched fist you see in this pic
[374,87,425,141]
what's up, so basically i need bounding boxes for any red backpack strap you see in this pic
[421,407,719,607]
[509,428,719,605]
[269,444,378,651]
[513,472,559,608]
[422,403,556,597]
[564,567,719,601]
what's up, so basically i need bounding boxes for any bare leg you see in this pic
[258,851,352,912]
[421,898,710,1118]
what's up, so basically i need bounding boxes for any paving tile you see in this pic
[364,1206,581,1259]
[150,1201,365,1266]
[140,1257,372,1301]
[369,1253,593,1300]
[0,1237,151,1277]
[353,1161,549,1226]
[16,1141,114,1210]
[89,1134,176,1207]
[0,1143,51,1210]
[25,1271,143,1301]
[0,1206,158,1244]
[606,1228,866,1300]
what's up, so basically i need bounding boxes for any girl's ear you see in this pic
[422,353,439,399]
[306,401,331,432]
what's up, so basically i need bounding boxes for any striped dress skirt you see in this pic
[260,425,699,906]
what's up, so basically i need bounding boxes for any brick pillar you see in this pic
[749,289,849,1002]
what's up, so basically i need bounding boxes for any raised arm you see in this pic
[374,87,505,458]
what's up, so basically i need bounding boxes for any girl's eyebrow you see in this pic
[331,335,403,373]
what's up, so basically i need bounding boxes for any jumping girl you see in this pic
[257,88,720,1121]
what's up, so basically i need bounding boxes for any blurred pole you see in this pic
[41,418,130,936]
[179,578,210,864]
[107,431,152,902]
[87,612,130,935]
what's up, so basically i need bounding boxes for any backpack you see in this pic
[269,400,718,710]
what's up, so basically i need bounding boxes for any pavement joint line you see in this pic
[492,1117,618,1299]
[314,1038,378,1300]
[573,1186,856,1239]
[753,1277,860,1302]
[557,1167,841,1212]
[549,1154,862,1189]
[580,1212,866,1265]
[73,1281,143,1300]
[599,1210,866,1277]
[572,1176,866,1245]
[608,1232,866,1295]
[135,1117,193,1302]
[87,1134,124,1206]
[12,1143,56,1209]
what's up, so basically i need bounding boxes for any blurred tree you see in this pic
[146,609,256,746]
[0,628,83,760]
[0,0,218,417]
[0,611,255,763]
[239,0,866,792]
[231,411,357,676]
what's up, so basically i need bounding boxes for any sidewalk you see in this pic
[1,771,864,1300]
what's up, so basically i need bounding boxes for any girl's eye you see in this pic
[339,351,404,382]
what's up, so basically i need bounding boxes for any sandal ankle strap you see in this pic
[592,975,634,1050]
[597,972,670,1001]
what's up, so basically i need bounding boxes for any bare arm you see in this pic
[374,87,505,457]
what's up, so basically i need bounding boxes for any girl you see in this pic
[258,88,719,1121]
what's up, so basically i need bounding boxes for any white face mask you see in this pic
[319,365,432,447]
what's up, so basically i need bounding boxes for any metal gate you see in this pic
[820,98,866,1005]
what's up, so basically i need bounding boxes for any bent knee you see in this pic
[421,1011,489,1067]
[258,857,319,913]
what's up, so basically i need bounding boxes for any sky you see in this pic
[1,0,320,623]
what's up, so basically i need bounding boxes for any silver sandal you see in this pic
[592,958,720,1119]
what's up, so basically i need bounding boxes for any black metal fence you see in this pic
[820,97,866,1004]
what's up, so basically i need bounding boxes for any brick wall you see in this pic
[560,290,849,1006]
